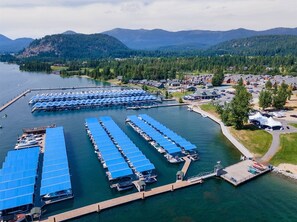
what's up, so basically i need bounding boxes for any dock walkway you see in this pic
[181,157,191,176]
[0,89,31,112]
[43,157,196,222]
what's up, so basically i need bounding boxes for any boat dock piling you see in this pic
[0,89,31,112]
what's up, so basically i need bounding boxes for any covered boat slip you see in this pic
[30,89,158,112]
[127,115,182,155]
[29,89,148,104]
[40,127,73,203]
[139,114,196,151]
[85,118,133,181]
[99,116,156,175]
[0,147,40,215]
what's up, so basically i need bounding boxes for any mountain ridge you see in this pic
[103,27,297,50]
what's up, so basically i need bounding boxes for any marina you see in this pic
[30,89,158,113]
[0,126,73,220]
[43,156,199,222]
[126,115,198,163]
[0,63,296,222]
[85,117,157,192]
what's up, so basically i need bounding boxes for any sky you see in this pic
[0,0,296,39]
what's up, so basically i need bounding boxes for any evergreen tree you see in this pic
[259,90,272,110]
[229,83,252,129]
[273,81,289,109]
[265,79,272,89]
[211,69,224,86]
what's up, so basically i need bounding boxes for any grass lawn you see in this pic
[171,91,192,99]
[270,133,297,166]
[200,103,220,118]
[51,65,68,71]
[289,123,297,128]
[229,125,273,157]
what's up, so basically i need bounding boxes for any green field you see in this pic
[171,91,192,99]
[270,133,297,166]
[51,65,68,71]
[230,126,273,157]
[200,103,220,118]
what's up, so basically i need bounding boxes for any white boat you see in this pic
[43,189,73,200]
[15,139,38,149]
[201,113,207,118]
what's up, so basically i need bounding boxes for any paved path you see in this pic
[261,120,297,162]
[190,105,254,158]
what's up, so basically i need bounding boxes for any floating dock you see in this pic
[126,115,198,163]
[30,89,158,113]
[220,159,271,186]
[22,124,56,134]
[85,117,156,190]
[126,103,189,110]
[0,89,31,112]
[42,157,197,222]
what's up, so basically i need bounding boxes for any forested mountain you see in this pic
[18,33,131,59]
[0,34,33,53]
[103,27,297,50]
[208,35,297,56]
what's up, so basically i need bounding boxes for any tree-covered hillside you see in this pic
[209,35,297,56]
[18,34,131,59]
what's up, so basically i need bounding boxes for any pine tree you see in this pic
[259,90,272,110]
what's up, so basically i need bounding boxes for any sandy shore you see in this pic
[273,164,297,180]
[277,163,297,174]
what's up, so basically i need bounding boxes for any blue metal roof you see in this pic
[0,147,39,211]
[0,194,33,211]
[40,127,72,196]
[100,116,155,175]
[109,168,133,179]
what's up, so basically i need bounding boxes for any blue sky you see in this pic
[0,0,296,39]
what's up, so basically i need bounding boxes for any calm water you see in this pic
[0,62,297,222]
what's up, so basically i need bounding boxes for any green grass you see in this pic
[230,125,273,157]
[270,133,297,166]
[171,91,192,99]
[51,65,68,71]
[200,103,220,118]
[289,123,297,128]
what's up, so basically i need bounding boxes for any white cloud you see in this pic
[0,0,296,39]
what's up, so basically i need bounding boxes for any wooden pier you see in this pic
[220,159,270,186]
[0,89,31,112]
[43,179,202,222]
[42,157,196,222]
[181,157,191,176]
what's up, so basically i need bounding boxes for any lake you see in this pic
[0,62,297,222]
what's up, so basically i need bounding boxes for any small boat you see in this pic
[187,107,193,111]
[43,189,72,200]
[2,114,7,118]
[15,139,38,149]
[253,162,266,171]
[0,125,2,129]
[144,177,157,184]
[201,113,207,118]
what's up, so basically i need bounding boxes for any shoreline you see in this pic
[189,104,297,181]
[189,104,254,159]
